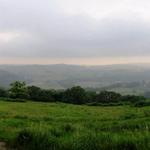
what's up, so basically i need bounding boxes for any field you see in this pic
[0,101,150,150]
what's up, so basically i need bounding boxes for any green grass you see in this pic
[0,101,149,149]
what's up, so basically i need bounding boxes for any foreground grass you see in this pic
[0,101,149,149]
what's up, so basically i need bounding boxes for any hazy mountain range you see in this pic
[0,64,150,95]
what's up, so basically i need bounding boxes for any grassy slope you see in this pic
[0,101,150,149]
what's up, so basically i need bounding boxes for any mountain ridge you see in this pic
[0,64,150,95]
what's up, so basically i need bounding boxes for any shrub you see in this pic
[121,95,146,103]
[1,97,26,102]
[86,102,125,106]
[134,100,150,107]
[13,129,59,150]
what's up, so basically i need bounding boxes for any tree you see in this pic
[121,95,145,103]
[27,86,56,102]
[95,91,121,103]
[37,89,55,102]
[9,81,28,99]
[0,88,8,97]
[86,91,97,103]
[27,86,41,101]
[64,86,86,104]
[52,90,64,102]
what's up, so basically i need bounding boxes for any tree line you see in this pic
[0,81,146,105]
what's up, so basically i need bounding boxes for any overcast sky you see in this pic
[0,0,150,65]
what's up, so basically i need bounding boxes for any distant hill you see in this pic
[0,64,150,95]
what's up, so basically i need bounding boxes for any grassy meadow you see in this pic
[0,100,150,150]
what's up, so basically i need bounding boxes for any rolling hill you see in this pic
[0,64,150,95]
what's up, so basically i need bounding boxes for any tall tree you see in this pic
[64,86,86,104]
[9,81,28,99]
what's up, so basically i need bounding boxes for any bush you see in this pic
[13,129,59,150]
[121,95,146,103]
[0,97,26,102]
[86,102,125,106]
[133,100,150,107]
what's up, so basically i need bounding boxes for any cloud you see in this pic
[0,32,20,42]
[0,0,150,61]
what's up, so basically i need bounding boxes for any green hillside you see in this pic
[0,101,149,149]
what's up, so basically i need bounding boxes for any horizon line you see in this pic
[0,62,150,67]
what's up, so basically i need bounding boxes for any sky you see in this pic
[0,0,150,65]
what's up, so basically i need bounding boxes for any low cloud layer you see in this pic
[0,0,150,63]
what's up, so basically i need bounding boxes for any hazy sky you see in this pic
[0,0,150,65]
